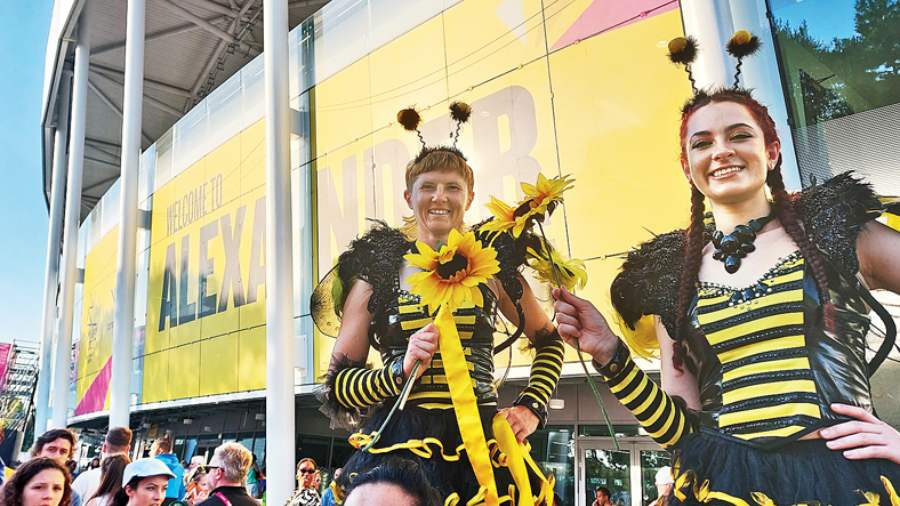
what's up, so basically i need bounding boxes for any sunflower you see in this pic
[526,244,587,291]
[479,196,534,238]
[520,173,574,217]
[405,229,500,311]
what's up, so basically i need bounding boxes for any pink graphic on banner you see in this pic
[0,343,12,391]
[551,0,678,51]
[74,357,112,415]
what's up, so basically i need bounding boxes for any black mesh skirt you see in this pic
[334,404,552,505]
[669,427,900,505]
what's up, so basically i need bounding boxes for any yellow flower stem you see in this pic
[534,219,620,451]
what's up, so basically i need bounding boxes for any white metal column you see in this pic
[51,20,90,429]
[109,0,146,429]
[680,0,801,190]
[35,71,72,435]
[727,0,802,190]
[263,0,295,503]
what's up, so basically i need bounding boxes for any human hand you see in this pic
[552,287,620,364]
[501,405,539,443]
[820,403,900,464]
[403,323,439,379]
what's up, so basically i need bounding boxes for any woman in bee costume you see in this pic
[312,102,571,505]
[551,32,900,504]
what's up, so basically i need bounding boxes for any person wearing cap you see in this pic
[647,466,673,506]
[73,427,133,503]
[112,458,175,506]
[194,443,257,506]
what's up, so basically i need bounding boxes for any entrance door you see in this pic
[576,438,671,506]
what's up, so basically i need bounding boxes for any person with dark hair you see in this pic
[112,459,175,506]
[88,460,101,471]
[590,486,612,506]
[343,458,441,506]
[31,429,77,464]
[553,32,900,505]
[29,429,80,506]
[85,454,130,506]
[288,458,320,506]
[149,437,184,505]
[73,427,133,504]
[1,457,72,506]
[313,103,561,505]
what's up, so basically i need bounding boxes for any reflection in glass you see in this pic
[583,448,630,506]
[527,426,574,505]
[640,450,671,505]
[771,0,899,126]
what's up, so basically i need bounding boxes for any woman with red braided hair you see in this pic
[553,33,900,505]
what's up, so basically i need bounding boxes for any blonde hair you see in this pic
[402,149,474,240]
[213,442,252,483]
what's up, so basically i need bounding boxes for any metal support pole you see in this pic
[109,0,146,429]
[263,0,295,503]
[727,0,801,190]
[35,71,72,436]
[52,20,90,429]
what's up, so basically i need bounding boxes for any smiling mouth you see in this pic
[428,209,451,216]
[711,166,743,178]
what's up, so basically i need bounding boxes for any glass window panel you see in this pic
[640,449,672,505]
[206,73,244,152]
[174,102,209,176]
[241,56,265,126]
[770,0,900,193]
[312,0,371,83]
[583,448,630,506]
[527,426,574,506]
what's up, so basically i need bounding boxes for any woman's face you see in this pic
[404,168,473,240]
[125,476,169,506]
[682,101,779,206]
[21,469,66,506]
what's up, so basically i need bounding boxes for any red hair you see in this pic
[672,89,833,371]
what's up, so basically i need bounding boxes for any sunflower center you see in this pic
[436,252,469,279]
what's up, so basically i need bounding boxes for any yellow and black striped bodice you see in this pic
[691,252,824,443]
[378,289,498,409]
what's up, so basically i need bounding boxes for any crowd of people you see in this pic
[0,427,275,506]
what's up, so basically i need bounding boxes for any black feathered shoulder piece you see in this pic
[795,171,886,278]
[610,230,686,339]
[310,220,412,337]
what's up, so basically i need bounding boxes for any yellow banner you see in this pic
[143,121,267,402]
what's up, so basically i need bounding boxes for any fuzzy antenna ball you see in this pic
[397,107,421,131]
[449,102,472,124]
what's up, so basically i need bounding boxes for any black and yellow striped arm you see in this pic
[595,342,694,448]
[514,332,565,427]
[333,360,404,410]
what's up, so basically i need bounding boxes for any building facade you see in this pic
[38,1,899,505]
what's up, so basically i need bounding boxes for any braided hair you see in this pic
[673,89,834,371]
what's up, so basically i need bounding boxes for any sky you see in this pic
[0,2,53,344]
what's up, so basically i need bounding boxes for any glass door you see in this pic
[576,439,671,506]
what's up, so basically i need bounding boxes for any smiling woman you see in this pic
[551,32,900,505]
[312,103,564,505]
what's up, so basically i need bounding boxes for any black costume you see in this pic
[601,173,900,504]
[313,222,562,505]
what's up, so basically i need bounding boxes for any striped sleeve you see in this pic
[597,348,694,448]
[333,362,403,409]
[514,333,565,427]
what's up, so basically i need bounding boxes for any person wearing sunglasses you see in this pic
[193,443,256,506]
[287,459,320,506]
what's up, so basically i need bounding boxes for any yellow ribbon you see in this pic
[492,414,534,506]
[436,304,499,505]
